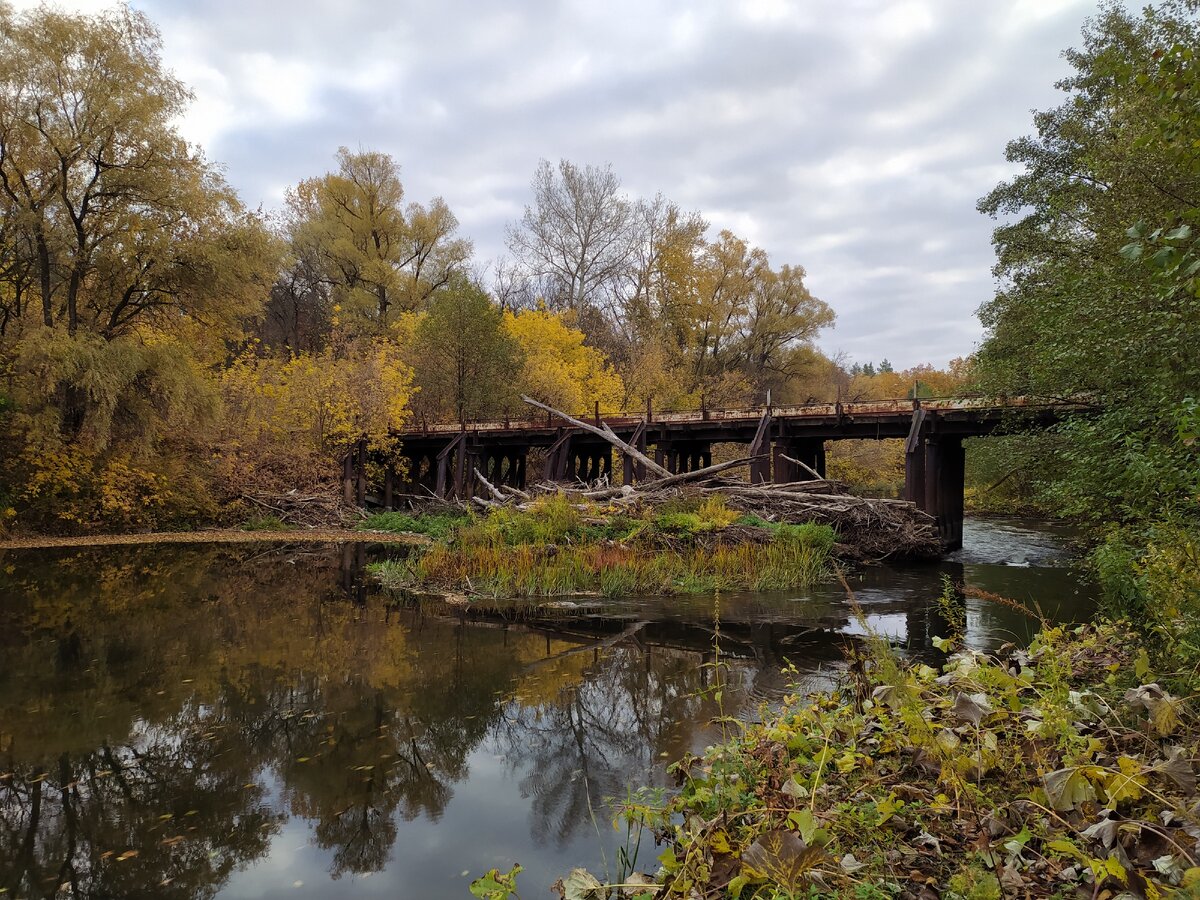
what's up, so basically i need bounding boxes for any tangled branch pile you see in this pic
[465,398,941,560]
[238,490,360,529]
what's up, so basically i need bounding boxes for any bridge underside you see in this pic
[346,401,1067,552]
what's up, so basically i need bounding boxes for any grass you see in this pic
[356,509,468,540]
[240,514,294,531]
[365,492,837,600]
[370,519,834,599]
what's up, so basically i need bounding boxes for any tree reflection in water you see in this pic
[0,543,844,898]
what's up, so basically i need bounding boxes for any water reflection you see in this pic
[0,520,1093,898]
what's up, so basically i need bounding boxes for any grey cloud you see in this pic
[73,0,1131,367]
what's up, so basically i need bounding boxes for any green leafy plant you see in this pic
[469,863,522,899]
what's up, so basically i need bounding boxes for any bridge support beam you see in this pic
[544,431,571,483]
[622,422,648,485]
[914,435,964,551]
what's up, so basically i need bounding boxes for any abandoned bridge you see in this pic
[344,397,1080,551]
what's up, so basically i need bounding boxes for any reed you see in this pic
[370,519,835,599]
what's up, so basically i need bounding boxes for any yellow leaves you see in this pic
[503,308,625,415]
[1105,756,1148,804]
[834,750,858,773]
[217,340,414,458]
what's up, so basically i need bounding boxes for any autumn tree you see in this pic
[503,307,624,415]
[0,4,280,527]
[406,277,523,424]
[287,148,471,338]
[502,163,833,410]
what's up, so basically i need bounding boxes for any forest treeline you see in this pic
[0,4,965,532]
[970,1,1200,635]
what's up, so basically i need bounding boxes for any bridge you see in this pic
[344,397,1079,551]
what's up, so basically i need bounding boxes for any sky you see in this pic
[14,0,1121,368]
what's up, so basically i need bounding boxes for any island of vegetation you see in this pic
[0,1,1198,899]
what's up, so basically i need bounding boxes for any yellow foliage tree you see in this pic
[503,307,625,415]
[217,337,414,492]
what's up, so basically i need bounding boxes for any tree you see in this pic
[287,148,471,337]
[406,278,523,423]
[0,4,280,527]
[503,306,625,415]
[504,159,636,313]
[976,0,1200,524]
[0,6,274,339]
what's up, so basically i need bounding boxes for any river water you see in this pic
[0,517,1094,899]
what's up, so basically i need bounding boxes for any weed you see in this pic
[357,510,468,539]
[240,514,292,531]
[594,621,1194,898]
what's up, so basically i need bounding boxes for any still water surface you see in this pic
[0,517,1093,899]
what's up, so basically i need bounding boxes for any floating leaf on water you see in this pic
[471,864,525,899]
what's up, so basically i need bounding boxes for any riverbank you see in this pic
[0,527,430,550]
[545,619,1200,899]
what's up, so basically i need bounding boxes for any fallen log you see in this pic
[474,468,509,503]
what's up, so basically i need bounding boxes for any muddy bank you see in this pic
[0,527,428,550]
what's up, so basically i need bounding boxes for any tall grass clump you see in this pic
[371,519,836,600]
[357,510,468,539]
[458,492,586,548]
[653,494,742,536]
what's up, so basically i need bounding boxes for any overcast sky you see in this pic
[16,0,1121,368]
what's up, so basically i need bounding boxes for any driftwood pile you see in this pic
[464,397,943,560]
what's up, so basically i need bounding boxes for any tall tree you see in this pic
[406,278,523,424]
[976,0,1200,524]
[505,159,636,313]
[287,148,471,337]
[0,4,280,526]
[0,5,273,340]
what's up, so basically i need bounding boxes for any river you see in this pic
[0,516,1094,899]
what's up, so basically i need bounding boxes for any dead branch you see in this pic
[779,453,827,482]
[520,395,671,478]
[473,468,510,503]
